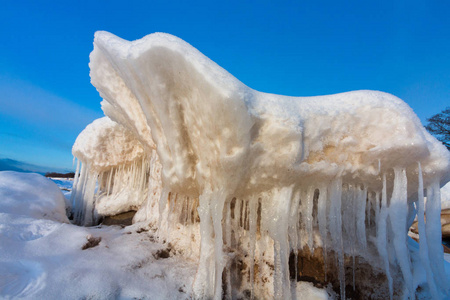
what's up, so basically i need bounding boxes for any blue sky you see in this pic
[1,0,449,172]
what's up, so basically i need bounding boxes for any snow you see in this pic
[0,216,197,299]
[296,281,334,300]
[66,31,450,299]
[0,171,68,223]
[0,171,197,299]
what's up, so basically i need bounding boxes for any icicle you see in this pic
[304,186,315,251]
[95,172,103,199]
[71,159,81,203]
[183,195,189,226]
[389,167,413,298]
[225,200,232,299]
[426,179,449,295]
[106,168,113,196]
[377,174,393,300]
[83,171,98,226]
[352,253,355,292]
[193,191,215,298]
[187,196,194,226]
[352,187,356,292]
[288,190,301,284]
[328,177,345,300]
[343,184,357,292]
[257,198,265,288]
[186,197,194,251]
[248,196,258,299]
[234,198,241,233]
[73,163,88,224]
[374,191,380,226]
[416,163,440,299]
[211,190,227,300]
[244,200,249,232]
[158,189,170,239]
[317,185,328,281]
[367,192,371,227]
[356,185,367,250]
[378,159,381,174]
[263,186,293,300]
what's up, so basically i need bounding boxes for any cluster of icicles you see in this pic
[71,156,449,299]
[71,154,152,225]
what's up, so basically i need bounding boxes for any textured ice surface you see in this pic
[71,31,450,299]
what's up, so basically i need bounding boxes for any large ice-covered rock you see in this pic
[0,171,69,223]
[72,31,450,299]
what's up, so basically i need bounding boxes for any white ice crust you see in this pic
[72,117,144,171]
[71,31,450,299]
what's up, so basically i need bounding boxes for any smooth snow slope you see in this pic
[71,31,450,299]
[0,171,69,223]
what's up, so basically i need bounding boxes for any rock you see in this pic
[291,247,404,299]
[442,223,450,239]
[409,208,450,239]
[101,211,136,226]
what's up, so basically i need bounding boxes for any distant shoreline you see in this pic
[45,172,75,179]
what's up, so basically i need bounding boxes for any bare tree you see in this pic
[426,107,450,150]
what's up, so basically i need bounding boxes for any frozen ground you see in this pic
[0,171,331,299]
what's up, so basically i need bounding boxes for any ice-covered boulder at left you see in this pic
[0,171,69,223]
[71,31,450,299]
[71,117,159,224]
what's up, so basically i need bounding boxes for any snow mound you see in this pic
[71,31,450,299]
[0,214,197,299]
[0,171,69,223]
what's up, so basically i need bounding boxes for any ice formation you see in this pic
[71,31,450,299]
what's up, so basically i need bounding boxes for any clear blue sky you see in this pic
[1,0,449,172]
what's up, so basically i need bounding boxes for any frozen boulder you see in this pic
[0,171,69,223]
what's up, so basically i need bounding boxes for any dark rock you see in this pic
[101,211,136,226]
[82,235,102,250]
[153,246,172,259]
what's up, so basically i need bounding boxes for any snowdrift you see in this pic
[71,31,450,299]
[0,171,69,223]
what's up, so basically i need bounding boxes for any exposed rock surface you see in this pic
[292,247,404,300]
[101,211,136,226]
[410,208,450,252]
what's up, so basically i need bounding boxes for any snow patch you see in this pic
[0,171,69,223]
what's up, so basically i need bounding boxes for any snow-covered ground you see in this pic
[0,171,196,299]
[0,171,331,299]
